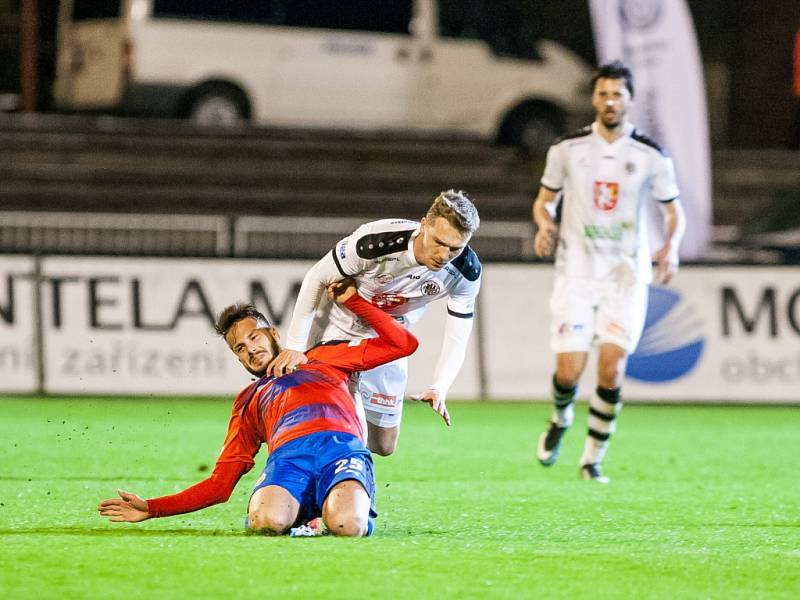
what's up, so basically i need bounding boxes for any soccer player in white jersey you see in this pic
[267,191,481,456]
[531,61,686,483]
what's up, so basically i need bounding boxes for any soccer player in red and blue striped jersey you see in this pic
[98,280,418,536]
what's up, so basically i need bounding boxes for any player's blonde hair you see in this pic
[426,190,480,236]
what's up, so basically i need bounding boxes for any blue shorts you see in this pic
[252,430,376,527]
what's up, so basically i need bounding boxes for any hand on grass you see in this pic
[98,490,151,523]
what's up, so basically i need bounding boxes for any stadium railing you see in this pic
[0,212,537,261]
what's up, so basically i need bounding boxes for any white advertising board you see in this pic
[2,256,798,403]
[0,255,38,393]
[481,264,800,403]
[624,267,800,403]
[39,257,312,395]
[32,256,473,397]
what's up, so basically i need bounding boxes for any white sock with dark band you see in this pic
[551,375,577,428]
[580,386,621,465]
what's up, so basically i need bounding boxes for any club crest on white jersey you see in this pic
[317,219,481,341]
[540,122,679,284]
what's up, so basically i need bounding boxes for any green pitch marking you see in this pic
[0,398,798,599]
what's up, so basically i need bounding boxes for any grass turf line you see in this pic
[0,398,798,599]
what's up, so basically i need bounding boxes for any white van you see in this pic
[54,0,592,152]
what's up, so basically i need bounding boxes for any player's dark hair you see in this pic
[214,303,270,337]
[592,60,634,98]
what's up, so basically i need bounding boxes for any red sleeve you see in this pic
[146,460,249,518]
[318,295,419,372]
[146,401,261,518]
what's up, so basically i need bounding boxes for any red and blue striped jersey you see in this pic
[146,295,417,518]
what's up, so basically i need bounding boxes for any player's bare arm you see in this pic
[654,199,686,284]
[268,278,358,376]
[532,187,559,257]
[98,490,150,522]
[267,252,345,377]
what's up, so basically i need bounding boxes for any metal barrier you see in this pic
[1,212,539,261]
[0,212,230,256]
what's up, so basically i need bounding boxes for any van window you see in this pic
[437,0,542,60]
[151,1,412,33]
[72,0,121,21]
[152,0,277,24]
[282,0,412,34]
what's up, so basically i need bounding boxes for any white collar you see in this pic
[408,225,422,265]
[591,121,635,143]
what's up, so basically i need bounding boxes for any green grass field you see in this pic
[1,398,798,599]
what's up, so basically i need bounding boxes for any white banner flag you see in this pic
[588,0,712,259]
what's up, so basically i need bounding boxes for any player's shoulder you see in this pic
[233,376,268,414]
[307,339,350,356]
[306,342,361,375]
[551,125,593,147]
[355,218,418,235]
[449,245,482,282]
[352,219,418,260]
[630,128,670,156]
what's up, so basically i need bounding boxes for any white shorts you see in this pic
[549,276,648,354]
[353,356,409,429]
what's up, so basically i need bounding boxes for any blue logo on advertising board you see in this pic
[626,287,704,383]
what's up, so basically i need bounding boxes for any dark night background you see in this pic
[0,0,798,148]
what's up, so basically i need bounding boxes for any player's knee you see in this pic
[597,364,623,388]
[247,510,293,535]
[368,438,397,456]
[367,426,399,456]
[555,371,580,389]
[324,509,368,537]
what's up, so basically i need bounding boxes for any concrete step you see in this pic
[0,181,532,221]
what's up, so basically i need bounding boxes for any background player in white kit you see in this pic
[532,61,686,482]
[267,191,481,456]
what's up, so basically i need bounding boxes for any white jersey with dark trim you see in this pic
[318,218,481,341]
[540,122,680,284]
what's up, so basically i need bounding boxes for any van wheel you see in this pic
[186,84,250,126]
[499,103,565,156]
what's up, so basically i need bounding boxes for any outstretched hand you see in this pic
[410,389,451,426]
[98,490,151,523]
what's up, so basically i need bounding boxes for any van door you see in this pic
[262,0,420,130]
[415,0,552,136]
[53,0,127,109]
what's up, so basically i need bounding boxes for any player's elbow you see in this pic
[207,470,239,505]
[404,334,420,356]
[212,488,235,505]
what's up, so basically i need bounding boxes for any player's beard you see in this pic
[600,111,621,130]
[247,336,282,377]
[599,104,627,131]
